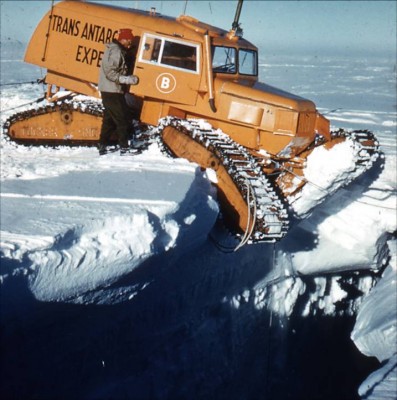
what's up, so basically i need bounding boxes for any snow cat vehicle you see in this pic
[3,0,381,245]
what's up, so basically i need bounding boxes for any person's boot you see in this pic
[98,144,108,155]
[120,147,140,156]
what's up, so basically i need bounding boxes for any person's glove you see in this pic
[119,75,139,85]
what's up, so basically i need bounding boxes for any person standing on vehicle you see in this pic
[98,28,139,155]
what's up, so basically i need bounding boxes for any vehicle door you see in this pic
[132,32,201,105]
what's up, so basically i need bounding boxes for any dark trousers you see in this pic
[100,92,133,148]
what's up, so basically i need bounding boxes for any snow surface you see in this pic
[1,42,396,399]
[0,141,219,303]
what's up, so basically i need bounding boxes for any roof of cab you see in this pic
[57,0,256,49]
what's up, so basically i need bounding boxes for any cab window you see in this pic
[212,46,257,76]
[239,49,257,76]
[139,33,199,74]
[212,46,237,73]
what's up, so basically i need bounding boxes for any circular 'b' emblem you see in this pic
[156,73,176,94]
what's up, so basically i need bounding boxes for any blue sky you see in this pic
[1,0,396,56]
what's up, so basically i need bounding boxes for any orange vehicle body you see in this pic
[21,0,329,157]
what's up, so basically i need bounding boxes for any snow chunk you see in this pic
[358,354,397,400]
[183,214,196,225]
[291,139,357,216]
[352,240,397,362]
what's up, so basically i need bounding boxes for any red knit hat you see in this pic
[118,29,134,41]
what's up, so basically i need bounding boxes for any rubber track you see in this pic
[2,99,104,144]
[157,117,290,243]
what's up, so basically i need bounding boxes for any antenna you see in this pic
[183,0,188,15]
[42,0,55,61]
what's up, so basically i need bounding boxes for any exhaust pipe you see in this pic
[231,0,244,37]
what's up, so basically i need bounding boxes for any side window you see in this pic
[141,37,161,62]
[139,33,199,73]
[162,41,197,71]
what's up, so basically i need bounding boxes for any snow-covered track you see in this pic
[157,117,290,244]
[334,128,381,167]
[2,98,104,145]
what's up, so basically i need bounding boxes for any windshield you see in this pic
[212,46,257,76]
